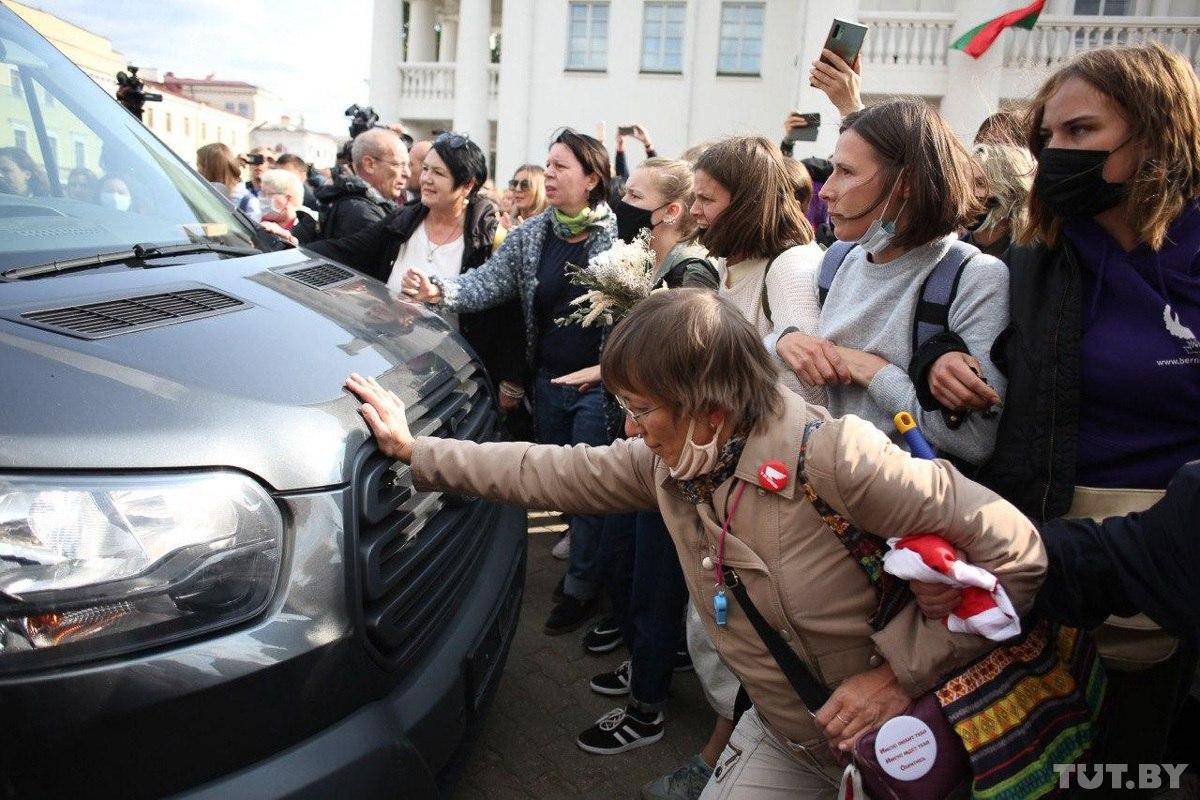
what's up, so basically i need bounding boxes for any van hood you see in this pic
[0,249,479,491]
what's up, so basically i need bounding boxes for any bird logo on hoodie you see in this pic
[1164,305,1200,354]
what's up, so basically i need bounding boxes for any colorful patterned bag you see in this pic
[798,421,1106,799]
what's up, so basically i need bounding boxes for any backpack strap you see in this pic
[758,251,785,325]
[797,420,913,630]
[912,240,980,353]
[816,240,857,306]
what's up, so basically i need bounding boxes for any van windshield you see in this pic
[0,11,262,275]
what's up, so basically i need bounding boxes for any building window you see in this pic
[10,68,23,97]
[238,102,249,117]
[566,2,609,71]
[717,2,764,76]
[74,140,86,168]
[145,109,154,126]
[1073,0,1132,13]
[165,112,173,133]
[184,118,190,136]
[225,101,236,112]
[641,2,686,73]
[13,128,27,151]
[201,122,207,139]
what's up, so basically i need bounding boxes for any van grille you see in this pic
[351,363,498,665]
[20,288,245,339]
[278,262,356,289]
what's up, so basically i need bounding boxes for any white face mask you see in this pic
[858,176,906,259]
[99,191,131,212]
[669,417,725,480]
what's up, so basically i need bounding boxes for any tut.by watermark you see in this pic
[1054,763,1189,791]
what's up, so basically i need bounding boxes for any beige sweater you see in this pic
[717,242,826,406]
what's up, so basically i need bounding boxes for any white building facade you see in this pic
[370,0,1199,182]
[250,118,343,169]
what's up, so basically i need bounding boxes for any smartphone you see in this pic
[823,18,868,65]
[617,125,637,136]
[243,153,265,166]
[785,113,821,143]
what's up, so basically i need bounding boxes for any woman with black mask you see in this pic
[915,42,1200,778]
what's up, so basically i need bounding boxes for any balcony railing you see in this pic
[856,11,1198,72]
[399,63,456,101]
[394,62,501,120]
[1003,15,1200,69]
[858,12,958,67]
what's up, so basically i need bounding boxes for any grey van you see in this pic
[0,7,525,798]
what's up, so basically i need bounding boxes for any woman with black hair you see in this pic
[308,132,528,433]
[401,128,618,635]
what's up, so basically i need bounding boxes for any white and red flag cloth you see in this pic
[883,533,1021,641]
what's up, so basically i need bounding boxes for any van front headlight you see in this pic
[0,471,282,672]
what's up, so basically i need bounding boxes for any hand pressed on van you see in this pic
[814,662,911,752]
[346,373,415,463]
[401,267,443,303]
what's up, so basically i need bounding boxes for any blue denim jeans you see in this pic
[601,510,688,712]
[534,370,609,601]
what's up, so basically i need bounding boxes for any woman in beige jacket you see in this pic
[345,289,1046,799]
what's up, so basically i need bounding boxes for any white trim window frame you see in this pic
[717,1,764,77]
[566,1,610,72]
[641,1,687,74]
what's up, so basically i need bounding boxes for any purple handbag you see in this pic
[847,693,971,800]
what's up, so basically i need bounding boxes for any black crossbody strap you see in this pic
[722,567,832,710]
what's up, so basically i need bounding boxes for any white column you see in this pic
[495,0,533,182]
[439,18,459,63]
[452,0,492,155]
[407,0,438,62]
[369,0,404,122]
[941,0,1010,144]
[1149,0,1171,15]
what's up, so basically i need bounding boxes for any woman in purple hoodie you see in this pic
[916,42,1200,776]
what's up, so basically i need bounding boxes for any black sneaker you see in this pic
[590,659,631,696]
[583,616,623,654]
[576,705,664,755]
[552,576,566,603]
[672,649,694,673]
[544,595,597,635]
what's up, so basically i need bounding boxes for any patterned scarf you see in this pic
[551,205,611,239]
[671,435,748,506]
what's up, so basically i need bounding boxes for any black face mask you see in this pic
[966,197,1001,233]
[1034,145,1129,219]
[615,198,668,243]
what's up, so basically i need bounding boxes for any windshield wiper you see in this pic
[2,242,262,281]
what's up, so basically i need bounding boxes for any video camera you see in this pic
[345,104,381,139]
[115,66,162,121]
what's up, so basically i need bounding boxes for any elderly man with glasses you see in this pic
[316,127,410,241]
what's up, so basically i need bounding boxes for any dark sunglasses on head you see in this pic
[509,179,531,190]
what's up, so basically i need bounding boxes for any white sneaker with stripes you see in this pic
[576,706,665,755]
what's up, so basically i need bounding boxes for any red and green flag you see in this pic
[951,0,1046,58]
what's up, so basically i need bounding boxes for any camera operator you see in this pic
[316,128,410,240]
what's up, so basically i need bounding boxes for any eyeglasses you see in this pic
[435,132,470,149]
[509,179,531,190]
[614,395,661,424]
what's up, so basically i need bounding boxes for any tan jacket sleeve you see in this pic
[804,415,1047,696]
[409,436,661,514]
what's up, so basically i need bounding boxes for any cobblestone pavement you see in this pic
[450,513,712,800]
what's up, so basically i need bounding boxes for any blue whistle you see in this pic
[894,412,937,460]
[714,591,728,626]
